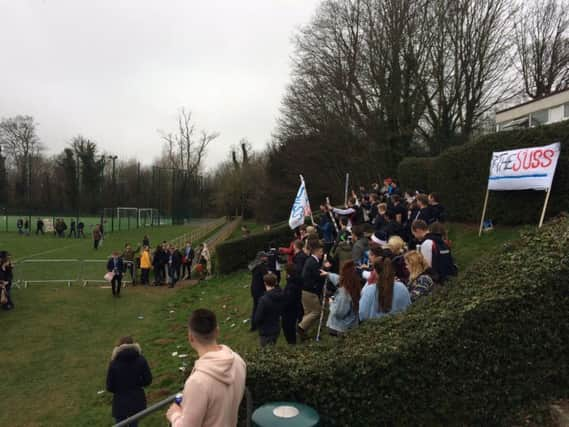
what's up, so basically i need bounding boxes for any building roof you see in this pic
[496,87,569,115]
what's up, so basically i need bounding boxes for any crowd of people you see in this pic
[249,178,457,346]
[15,217,87,237]
[103,237,212,297]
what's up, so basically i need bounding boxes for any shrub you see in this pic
[245,217,569,426]
[398,121,569,224]
[215,223,296,274]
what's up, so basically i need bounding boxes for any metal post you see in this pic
[478,187,490,237]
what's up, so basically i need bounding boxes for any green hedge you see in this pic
[215,223,295,274]
[398,121,569,224]
[245,217,569,426]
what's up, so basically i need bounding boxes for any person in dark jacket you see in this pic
[0,252,14,310]
[106,336,152,426]
[428,193,447,223]
[248,251,268,332]
[107,251,124,297]
[167,245,182,288]
[253,273,285,347]
[152,244,164,285]
[282,263,303,345]
[298,240,326,339]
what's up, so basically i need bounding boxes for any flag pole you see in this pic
[344,173,350,207]
[538,188,552,228]
[478,187,490,237]
[300,175,315,226]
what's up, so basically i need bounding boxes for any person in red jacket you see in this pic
[279,230,301,265]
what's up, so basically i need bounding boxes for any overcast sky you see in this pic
[0,0,319,170]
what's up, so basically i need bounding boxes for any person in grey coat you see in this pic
[322,260,361,335]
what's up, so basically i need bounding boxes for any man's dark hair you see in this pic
[412,219,429,231]
[352,224,364,239]
[416,194,429,207]
[391,194,401,203]
[263,273,278,288]
[340,217,348,227]
[429,192,440,203]
[307,239,322,253]
[385,210,397,221]
[188,309,218,342]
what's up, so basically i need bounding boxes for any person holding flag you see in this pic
[288,175,314,230]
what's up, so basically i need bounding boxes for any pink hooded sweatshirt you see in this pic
[171,345,246,427]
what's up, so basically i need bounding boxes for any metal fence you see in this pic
[13,218,227,287]
[113,388,252,427]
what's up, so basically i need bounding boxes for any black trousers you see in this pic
[181,261,192,279]
[282,312,297,345]
[111,275,122,295]
[260,334,278,347]
[94,239,100,250]
[251,297,260,331]
[125,262,135,284]
[140,268,150,284]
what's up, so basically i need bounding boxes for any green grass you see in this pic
[0,222,527,426]
[227,220,266,240]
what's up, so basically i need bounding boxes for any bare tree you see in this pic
[419,0,515,154]
[514,0,569,99]
[0,115,42,202]
[159,108,219,174]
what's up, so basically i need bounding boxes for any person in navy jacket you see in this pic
[107,251,124,297]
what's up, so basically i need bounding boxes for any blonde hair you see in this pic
[387,236,406,255]
[404,251,429,282]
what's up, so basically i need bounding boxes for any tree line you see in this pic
[210,0,569,223]
[0,111,218,219]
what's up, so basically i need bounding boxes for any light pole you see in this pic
[110,155,118,231]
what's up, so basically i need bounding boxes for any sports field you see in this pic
[0,222,524,426]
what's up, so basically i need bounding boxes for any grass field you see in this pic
[0,222,526,426]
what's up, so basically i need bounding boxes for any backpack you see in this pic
[430,236,458,283]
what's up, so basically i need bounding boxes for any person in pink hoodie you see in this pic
[166,309,246,427]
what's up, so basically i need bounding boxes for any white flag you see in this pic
[288,175,312,230]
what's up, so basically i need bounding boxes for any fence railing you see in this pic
[112,388,252,427]
[13,218,227,288]
[167,217,226,250]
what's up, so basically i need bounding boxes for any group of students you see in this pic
[105,238,211,296]
[249,179,457,346]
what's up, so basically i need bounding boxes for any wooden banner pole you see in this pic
[478,187,490,237]
[538,188,552,228]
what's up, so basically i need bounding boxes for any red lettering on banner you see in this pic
[541,149,554,168]
[531,149,543,168]
[513,152,522,172]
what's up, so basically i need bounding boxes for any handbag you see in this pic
[104,272,115,282]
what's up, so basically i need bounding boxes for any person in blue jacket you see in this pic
[107,251,124,297]
[359,257,411,321]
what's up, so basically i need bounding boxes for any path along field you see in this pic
[0,222,523,426]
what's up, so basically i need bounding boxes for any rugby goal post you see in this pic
[117,207,139,230]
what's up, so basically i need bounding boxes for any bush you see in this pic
[398,121,569,224]
[215,223,296,274]
[245,217,569,426]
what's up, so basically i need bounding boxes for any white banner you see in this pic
[288,175,312,230]
[488,142,561,191]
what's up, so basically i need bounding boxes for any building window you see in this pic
[530,109,549,126]
[565,103,569,118]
